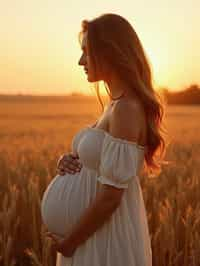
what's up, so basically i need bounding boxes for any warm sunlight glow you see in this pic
[1,0,200,95]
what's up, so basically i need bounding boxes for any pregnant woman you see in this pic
[41,13,166,266]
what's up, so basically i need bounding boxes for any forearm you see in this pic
[63,192,120,250]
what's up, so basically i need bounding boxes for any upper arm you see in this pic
[98,99,145,205]
[109,99,144,143]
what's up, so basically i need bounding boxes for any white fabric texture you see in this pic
[97,132,144,188]
[41,126,152,266]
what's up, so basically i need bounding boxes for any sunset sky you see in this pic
[1,0,200,96]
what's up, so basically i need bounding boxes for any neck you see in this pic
[105,74,135,101]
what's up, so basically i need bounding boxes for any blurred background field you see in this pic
[0,95,200,266]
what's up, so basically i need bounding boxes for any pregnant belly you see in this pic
[41,167,97,238]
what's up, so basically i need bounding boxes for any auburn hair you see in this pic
[78,13,166,175]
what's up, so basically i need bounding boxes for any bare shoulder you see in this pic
[112,98,143,119]
[109,98,146,144]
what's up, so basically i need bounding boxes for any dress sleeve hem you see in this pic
[97,175,129,189]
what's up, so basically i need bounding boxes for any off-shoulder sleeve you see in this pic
[97,134,144,189]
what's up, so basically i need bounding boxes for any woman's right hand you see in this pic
[56,152,83,175]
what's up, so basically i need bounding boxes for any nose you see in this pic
[78,54,86,66]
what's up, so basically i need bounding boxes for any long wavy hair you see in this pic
[78,13,166,175]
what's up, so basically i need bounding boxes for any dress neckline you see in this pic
[85,125,146,150]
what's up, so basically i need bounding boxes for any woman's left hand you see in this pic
[45,231,76,257]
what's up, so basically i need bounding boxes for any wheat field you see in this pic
[0,95,200,266]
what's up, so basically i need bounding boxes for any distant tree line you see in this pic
[162,84,200,105]
[0,84,200,105]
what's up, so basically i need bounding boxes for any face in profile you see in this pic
[78,31,98,82]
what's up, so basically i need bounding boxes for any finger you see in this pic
[57,168,76,176]
[57,166,66,172]
[57,154,70,168]
[61,167,77,174]
[58,162,80,173]
[57,154,65,167]
[57,166,76,175]
[60,153,80,165]
[46,232,58,242]
[57,158,71,171]
[57,158,82,174]
[71,158,82,169]
[66,162,81,172]
[69,152,79,159]
[58,171,66,176]
[56,168,66,176]
[64,158,82,169]
[45,231,53,238]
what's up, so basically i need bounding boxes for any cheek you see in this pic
[86,56,91,65]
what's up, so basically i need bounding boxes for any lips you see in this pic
[84,68,88,73]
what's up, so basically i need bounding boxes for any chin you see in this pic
[87,74,101,83]
[87,75,96,82]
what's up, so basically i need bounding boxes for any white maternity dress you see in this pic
[41,125,152,266]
